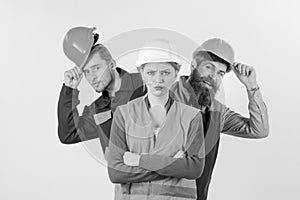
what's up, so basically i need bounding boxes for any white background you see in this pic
[1,0,300,199]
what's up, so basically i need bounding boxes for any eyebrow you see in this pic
[83,64,102,71]
[206,62,226,73]
[82,64,99,71]
[160,69,171,72]
[90,64,100,69]
[146,69,158,72]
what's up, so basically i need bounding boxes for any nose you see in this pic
[208,72,217,81]
[91,72,98,82]
[154,73,164,84]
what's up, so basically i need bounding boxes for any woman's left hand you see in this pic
[123,152,141,166]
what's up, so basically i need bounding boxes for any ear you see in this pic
[137,66,142,73]
[191,59,197,71]
[110,59,116,69]
[174,70,179,78]
[138,67,145,82]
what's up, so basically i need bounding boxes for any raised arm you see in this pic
[222,89,269,138]
[57,84,102,143]
[222,63,269,138]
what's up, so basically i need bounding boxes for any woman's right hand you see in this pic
[173,150,185,158]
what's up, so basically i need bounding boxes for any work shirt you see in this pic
[57,68,144,152]
[171,76,269,200]
[106,95,205,200]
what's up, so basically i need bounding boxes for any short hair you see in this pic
[88,44,113,64]
[193,51,231,72]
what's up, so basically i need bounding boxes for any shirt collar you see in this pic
[144,94,174,114]
[94,67,128,111]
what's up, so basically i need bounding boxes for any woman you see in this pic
[106,39,205,200]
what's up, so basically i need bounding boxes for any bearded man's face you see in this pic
[189,68,218,108]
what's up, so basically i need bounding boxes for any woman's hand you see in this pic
[173,150,186,158]
[123,152,141,166]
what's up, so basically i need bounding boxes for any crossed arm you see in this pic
[106,108,205,184]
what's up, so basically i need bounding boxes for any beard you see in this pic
[188,69,218,108]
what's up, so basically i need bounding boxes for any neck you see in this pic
[148,92,169,107]
[106,68,121,97]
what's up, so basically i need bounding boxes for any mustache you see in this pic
[189,69,217,92]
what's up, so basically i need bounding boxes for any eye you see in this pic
[161,71,170,76]
[147,71,155,76]
[96,66,101,70]
[218,71,225,77]
[205,65,211,69]
[83,70,89,75]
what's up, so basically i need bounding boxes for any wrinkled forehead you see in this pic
[143,62,175,71]
[82,53,107,70]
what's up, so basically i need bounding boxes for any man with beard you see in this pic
[171,38,269,200]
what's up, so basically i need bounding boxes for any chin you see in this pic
[94,82,109,93]
[94,86,105,93]
[202,83,217,95]
[153,91,168,97]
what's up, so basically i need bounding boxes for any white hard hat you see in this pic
[136,39,181,70]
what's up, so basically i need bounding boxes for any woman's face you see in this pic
[141,62,178,97]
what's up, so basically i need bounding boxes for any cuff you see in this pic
[62,83,79,99]
[247,87,263,103]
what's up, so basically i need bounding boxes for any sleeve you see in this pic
[129,73,146,101]
[221,88,269,138]
[138,112,205,180]
[57,84,99,144]
[106,107,166,184]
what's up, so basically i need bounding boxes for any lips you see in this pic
[93,81,101,87]
[154,86,164,90]
[201,80,212,87]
